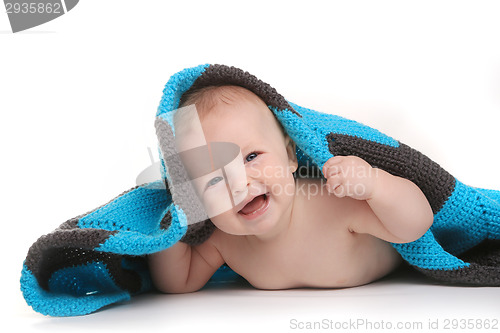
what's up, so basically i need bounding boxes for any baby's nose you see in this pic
[230,176,248,196]
[227,175,248,206]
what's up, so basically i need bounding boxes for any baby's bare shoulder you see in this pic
[208,228,247,262]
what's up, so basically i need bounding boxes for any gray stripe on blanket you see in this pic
[326,133,456,214]
[179,64,300,116]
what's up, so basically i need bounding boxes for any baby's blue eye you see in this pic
[206,176,223,188]
[245,152,258,162]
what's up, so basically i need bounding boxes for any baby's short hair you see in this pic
[180,85,254,118]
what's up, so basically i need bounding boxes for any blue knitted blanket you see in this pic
[21,64,500,317]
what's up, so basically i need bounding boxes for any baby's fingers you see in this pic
[322,156,345,178]
[326,175,347,197]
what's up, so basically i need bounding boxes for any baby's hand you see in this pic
[322,156,377,200]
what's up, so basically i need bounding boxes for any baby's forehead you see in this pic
[194,89,277,124]
[203,100,282,137]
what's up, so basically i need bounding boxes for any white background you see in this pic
[1,1,500,332]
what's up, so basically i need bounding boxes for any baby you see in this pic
[148,85,434,292]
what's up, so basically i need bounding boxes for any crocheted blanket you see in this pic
[21,64,500,317]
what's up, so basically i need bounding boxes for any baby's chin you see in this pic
[210,212,278,237]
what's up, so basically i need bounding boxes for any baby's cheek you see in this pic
[245,160,262,177]
[256,158,281,178]
[202,186,233,218]
[270,176,296,197]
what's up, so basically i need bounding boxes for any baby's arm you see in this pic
[323,156,434,243]
[148,235,225,293]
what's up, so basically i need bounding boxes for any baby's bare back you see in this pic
[212,178,402,289]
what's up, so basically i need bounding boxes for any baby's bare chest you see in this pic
[222,196,401,289]
[225,226,399,290]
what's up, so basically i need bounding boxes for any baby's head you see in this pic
[175,85,298,236]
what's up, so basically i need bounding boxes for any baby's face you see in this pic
[178,90,297,237]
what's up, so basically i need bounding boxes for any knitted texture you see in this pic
[21,64,500,317]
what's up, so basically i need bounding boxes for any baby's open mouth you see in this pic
[238,193,269,216]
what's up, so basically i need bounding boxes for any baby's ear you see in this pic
[285,135,298,173]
